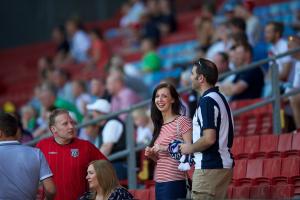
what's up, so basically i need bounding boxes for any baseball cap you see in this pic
[86,99,111,114]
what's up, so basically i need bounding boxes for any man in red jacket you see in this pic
[37,109,107,200]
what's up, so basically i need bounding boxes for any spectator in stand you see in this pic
[38,83,83,122]
[139,10,161,46]
[119,0,145,28]
[212,51,230,75]
[194,17,214,55]
[141,37,162,73]
[220,42,264,101]
[20,104,37,133]
[65,18,91,63]
[157,0,177,36]
[132,108,153,145]
[287,35,300,129]
[89,78,111,103]
[72,80,92,116]
[228,17,246,35]
[234,0,261,46]
[145,83,192,200]
[51,25,70,67]
[37,56,55,83]
[86,29,111,75]
[180,69,198,119]
[29,85,43,114]
[265,22,293,81]
[0,113,56,199]
[50,68,74,103]
[106,71,141,121]
[78,114,101,148]
[36,109,107,200]
[79,160,133,200]
[86,99,125,157]
[206,22,233,60]
[32,105,56,138]
[86,99,127,180]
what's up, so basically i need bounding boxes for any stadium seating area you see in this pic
[1,0,300,199]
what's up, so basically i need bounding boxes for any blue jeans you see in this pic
[155,180,187,200]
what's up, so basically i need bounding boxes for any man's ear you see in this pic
[50,126,56,134]
[198,74,204,83]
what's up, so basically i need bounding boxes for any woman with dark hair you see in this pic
[145,82,192,200]
[79,160,133,200]
[87,28,111,75]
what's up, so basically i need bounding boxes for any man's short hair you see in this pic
[237,42,253,57]
[194,58,219,85]
[229,17,246,32]
[0,113,18,137]
[49,109,69,128]
[267,21,284,38]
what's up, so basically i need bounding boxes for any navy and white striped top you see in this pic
[193,87,234,169]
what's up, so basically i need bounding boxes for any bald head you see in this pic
[106,71,125,95]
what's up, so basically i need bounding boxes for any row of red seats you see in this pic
[234,114,273,136]
[129,188,155,200]
[228,182,295,199]
[232,132,300,159]
[233,157,300,181]
[230,156,300,198]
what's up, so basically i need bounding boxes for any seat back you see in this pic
[233,159,248,180]
[281,157,300,177]
[263,158,281,179]
[277,134,292,152]
[259,134,278,153]
[246,159,263,179]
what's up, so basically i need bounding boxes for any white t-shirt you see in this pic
[136,126,152,145]
[268,38,292,75]
[70,30,91,62]
[102,119,123,143]
[75,93,92,114]
[206,41,232,60]
[293,61,300,88]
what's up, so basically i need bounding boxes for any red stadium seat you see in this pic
[231,136,245,158]
[281,157,300,178]
[242,135,260,159]
[269,133,293,157]
[246,159,263,179]
[233,159,248,180]
[149,186,155,200]
[291,176,300,196]
[285,133,300,157]
[133,189,150,200]
[252,134,278,158]
[270,184,295,199]
[263,158,281,179]
[250,185,271,199]
[231,185,250,199]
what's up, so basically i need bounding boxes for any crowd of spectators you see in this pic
[3,0,300,188]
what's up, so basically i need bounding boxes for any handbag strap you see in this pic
[176,117,180,139]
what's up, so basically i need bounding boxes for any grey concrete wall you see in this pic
[0,0,123,49]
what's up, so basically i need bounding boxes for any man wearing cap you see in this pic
[86,99,127,179]
[87,99,125,156]
[36,109,106,200]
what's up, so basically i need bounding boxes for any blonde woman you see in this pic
[80,160,133,200]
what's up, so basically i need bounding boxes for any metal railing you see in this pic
[26,47,300,189]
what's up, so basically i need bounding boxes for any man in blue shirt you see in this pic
[181,58,234,199]
[0,113,56,200]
